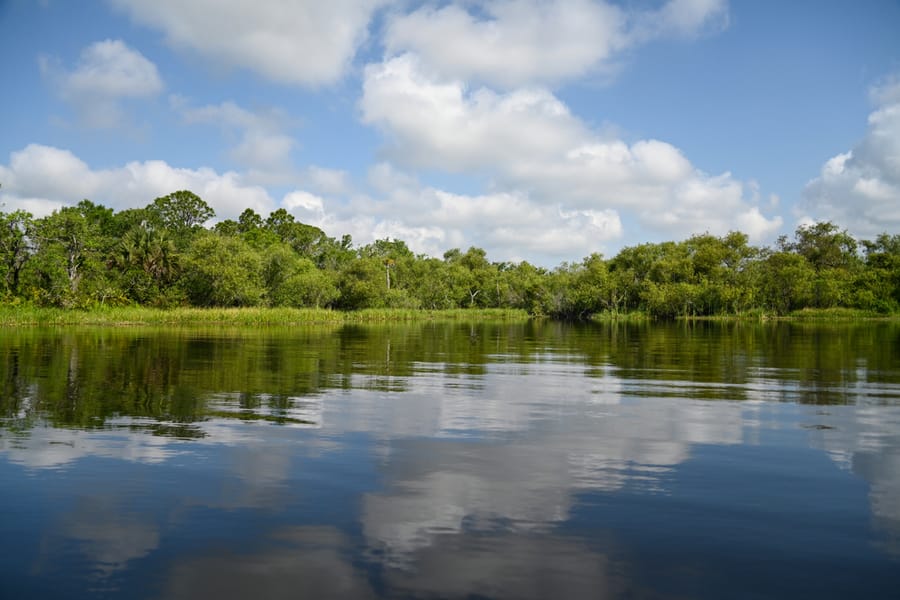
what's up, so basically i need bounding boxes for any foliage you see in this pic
[181,232,264,307]
[0,192,897,320]
[0,209,31,297]
[150,190,215,238]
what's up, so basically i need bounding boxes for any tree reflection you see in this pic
[1,321,899,598]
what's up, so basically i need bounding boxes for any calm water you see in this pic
[1,321,899,599]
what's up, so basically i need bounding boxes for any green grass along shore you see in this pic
[0,305,896,327]
[0,305,531,326]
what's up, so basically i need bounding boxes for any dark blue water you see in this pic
[1,321,899,598]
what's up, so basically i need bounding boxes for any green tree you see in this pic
[499,261,550,314]
[238,208,264,233]
[785,221,858,271]
[150,190,215,244]
[858,233,900,311]
[683,232,758,314]
[566,253,621,317]
[180,232,263,306]
[263,243,338,308]
[264,208,337,263]
[115,225,179,305]
[359,238,416,293]
[0,209,32,297]
[608,242,668,312]
[336,257,388,309]
[405,257,456,309]
[25,203,115,306]
[445,247,497,307]
[213,219,240,237]
[758,250,815,314]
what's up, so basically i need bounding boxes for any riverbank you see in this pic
[1,305,897,327]
[0,305,530,327]
[677,307,900,322]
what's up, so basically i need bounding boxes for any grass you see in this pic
[681,307,899,321]
[784,307,895,321]
[589,310,651,323]
[2,304,894,327]
[0,305,531,327]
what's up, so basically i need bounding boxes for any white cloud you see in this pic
[384,0,728,88]
[0,144,274,221]
[281,161,623,263]
[304,166,352,196]
[172,97,297,176]
[360,55,781,246]
[362,55,587,170]
[803,78,900,236]
[282,190,326,219]
[40,39,163,127]
[385,0,625,88]
[631,0,729,42]
[109,0,386,86]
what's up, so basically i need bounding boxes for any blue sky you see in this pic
[1,0,898,265]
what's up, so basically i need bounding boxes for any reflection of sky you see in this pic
[0,392,323,469]
[383,533,624,600]
[160,527,377,600]
[358,366,751,565]
[807,404,900,550]
[3,338,900,597]
[0,425,177,468]
[43,498,161,582]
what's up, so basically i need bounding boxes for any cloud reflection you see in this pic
[809,404,900,551]
[383,533,626,600]
[159,527,376,600]
[0,392,323,470]
[360,363,748,565]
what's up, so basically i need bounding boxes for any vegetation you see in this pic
[0,306,528,326]
[1,191,899,320]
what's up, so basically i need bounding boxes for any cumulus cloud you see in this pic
[348,190,623,263]
[282,190,327,219]
[360,55,781,245]
[362,54,588,171]
[384,0,625,88]
[303,166,352,196]
[384,0,728,88]
[171,96,297,177]
[39,39,163,127]
[279,161,623,263]
[631,0,729,42]
[0,144,274,220]
[109,0,386,85]
[803,78,900,236]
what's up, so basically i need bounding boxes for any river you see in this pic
[1,321,899,598]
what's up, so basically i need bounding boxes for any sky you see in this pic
[1,0,899,266]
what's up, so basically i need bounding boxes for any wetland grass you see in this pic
[0,305,530,327]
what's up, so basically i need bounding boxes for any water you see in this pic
[1,321,899,599]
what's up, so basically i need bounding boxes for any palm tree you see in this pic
[118,226,177,284]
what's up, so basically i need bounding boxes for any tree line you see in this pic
[1,190,898,317]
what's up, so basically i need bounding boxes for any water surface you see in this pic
[1,321,899,599]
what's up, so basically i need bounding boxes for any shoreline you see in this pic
[0,306,531,327]
[1,305,897,327]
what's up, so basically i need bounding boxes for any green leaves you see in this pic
[150,190,215,241]
[0,209,32,297]
[0,193,897,319]
[181,232,264,307]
